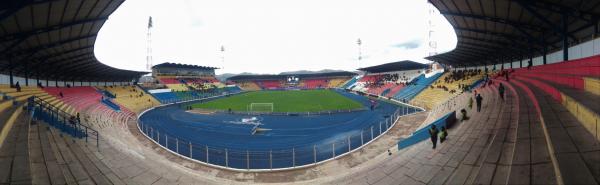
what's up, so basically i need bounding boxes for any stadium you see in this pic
[0,0,599,185]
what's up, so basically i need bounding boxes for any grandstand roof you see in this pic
[152,62,218,70]
[426,0,600,67]
[227,71,357,81]
[358,60,428,73]
[0,0,146,82]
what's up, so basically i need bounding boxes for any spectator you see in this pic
[15,82,21,92]
[476,94,483,112]
[460,108,469,121]
[439,126,448,143]
[429,125,439,149]
[468,96,473,110]
[498,83,505,101]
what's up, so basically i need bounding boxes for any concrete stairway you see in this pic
[509,78,600,184]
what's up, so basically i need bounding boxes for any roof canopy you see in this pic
[228,71,357,81]
[0,0,147,82]
[426,0,600,67]
[152,62,218,70]
[358,60,428,73]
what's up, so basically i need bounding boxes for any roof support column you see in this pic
[8,58,14,88]
[24,61,29,86]
[35,71,39,85]
[520,54,524,68]
[562,10,569,62]
[542,34,547,65]
[594,17,599,38]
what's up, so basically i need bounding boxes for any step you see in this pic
[29,121,70,184]
[4,91,45,97]
[470,81,519,185]
[443,85,503,184]
[0,107,31,184]
[45,122,113,184]
[45,123,96,184]
[514,76,600,141]
[0,105,22,148]
[512,78,600,184]
[507,79,559,185]
[584,77,600,96]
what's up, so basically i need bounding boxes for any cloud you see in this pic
[391,39,422,49]
[96,0,456,74]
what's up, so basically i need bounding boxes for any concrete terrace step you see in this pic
[29,119,69,184]
[512,78,600,184]
[0,104,23,147]
[584,77,600,96]
[514,76,600,141]
[444,84,514,185]
[516,75,600,114]
[470,81,519,185]
[0,108,31,184]
[378,84,500,185]
[505,79,558,185]
[45,122,113,184]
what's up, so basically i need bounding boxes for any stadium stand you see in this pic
[165,84,190,91]
[256,80,283,90]
[42,87,103,113]
[412,70,485,109]
[302,78,329,89]
[326,78,350,88]
[2,0,600,184]
[158,78,181,84]
[393,72,443,101]
[237,81,262,91]
[98,86,160,114]
[341,76,359,89]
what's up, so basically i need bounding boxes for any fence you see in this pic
[137,105,422,171]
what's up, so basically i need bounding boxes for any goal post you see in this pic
[249,103,274,112]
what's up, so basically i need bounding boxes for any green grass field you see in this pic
[191,89,364,112]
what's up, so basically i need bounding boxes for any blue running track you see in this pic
[138,90,420,170]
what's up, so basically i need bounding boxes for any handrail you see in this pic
[30,96,100,147]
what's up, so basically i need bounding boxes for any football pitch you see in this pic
[191,89,364,113]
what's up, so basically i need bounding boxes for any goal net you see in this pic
[249,103,274,112]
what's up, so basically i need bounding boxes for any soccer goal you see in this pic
[249,103,274,112]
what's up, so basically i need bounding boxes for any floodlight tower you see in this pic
[146,16,153,70]
[427,4,438,57]
[357,38,362,69]
[220,45,225,70]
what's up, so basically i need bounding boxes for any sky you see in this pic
[95,0,457,75]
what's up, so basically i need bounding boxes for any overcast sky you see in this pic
[95,0,457,75]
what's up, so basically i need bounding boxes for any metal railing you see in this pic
[29,96,99,147]
[137,103,423,171]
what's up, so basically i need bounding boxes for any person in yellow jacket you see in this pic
[439,126,448,143]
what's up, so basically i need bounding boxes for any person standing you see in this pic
[498,83,505,101]
[476,94,483,112]
[439,126,448,143]
[429,125,439,149]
